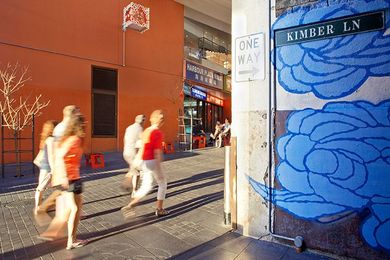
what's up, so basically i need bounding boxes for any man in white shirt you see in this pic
[122,114,145,195]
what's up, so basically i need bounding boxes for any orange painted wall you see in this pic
[223,94,232,122]
[0,0,184,160]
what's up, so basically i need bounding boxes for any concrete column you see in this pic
[231,0,271,237]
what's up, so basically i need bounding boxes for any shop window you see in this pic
[92,66,117,137]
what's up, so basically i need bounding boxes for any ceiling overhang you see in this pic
[175,0,231,34]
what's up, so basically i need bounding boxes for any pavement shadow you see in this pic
[168,231,241,259]
[0,170,127,194]
[0,191,223,259]
[82,190,224,243]
[82,168,223,207]
[0,151,202,193]
[82,171,223,219]
[0,237,67,259]
[167,168,222,189]
[168,232,337,260]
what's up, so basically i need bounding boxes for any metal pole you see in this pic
[1,114,4,178]
[267,0,302,248]
[122,29,126,67]
[17,113,22,177]
[190,109,193,151]
[14,129,18,177]
[32,114,35,176]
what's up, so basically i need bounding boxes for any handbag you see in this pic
[132,146,144,171]
[132,156,143,171]
[33,150,44,167]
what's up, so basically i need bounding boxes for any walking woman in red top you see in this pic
[39,114,87,249]
[122,109,168,217]
[60,114,87,249]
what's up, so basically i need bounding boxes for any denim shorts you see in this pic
[68,179,83,194]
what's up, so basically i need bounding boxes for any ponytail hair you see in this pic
[39,120,58,149]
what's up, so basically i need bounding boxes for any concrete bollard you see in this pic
[224,145,231,225]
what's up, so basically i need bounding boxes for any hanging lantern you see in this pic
[123,2,150,32]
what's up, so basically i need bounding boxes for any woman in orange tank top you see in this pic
[60,114,87,250]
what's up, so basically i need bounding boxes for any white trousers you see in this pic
[124,150,142,176]
[134,160,167,201]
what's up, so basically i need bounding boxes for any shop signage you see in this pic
[235,32,265,82]
[191,87,207,101]
[183,84,192,96]
[123,2,150,32]
[207,94,224,106]
[185,61,224,89]
[275,11,384,47]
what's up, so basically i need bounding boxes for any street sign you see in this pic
[275,11,384,47]
[235,33,265,82]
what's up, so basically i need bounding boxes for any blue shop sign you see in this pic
[185,60,223,89]
[191,87,207,101]
[183,83,192,96]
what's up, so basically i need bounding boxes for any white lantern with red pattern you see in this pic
[123,2,150,32]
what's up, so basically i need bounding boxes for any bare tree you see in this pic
[166,80,184,105]
[0,62,50,131]
[0,62,50,177]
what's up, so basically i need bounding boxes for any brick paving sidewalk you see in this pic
[0,148,337,260]
[0,148,229,259]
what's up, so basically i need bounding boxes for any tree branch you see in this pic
[0,62,50,131]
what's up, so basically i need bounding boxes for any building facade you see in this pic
[233,0,390,259]
[0,0,233,159]
[182,17,232,134]
[0,0,184,155]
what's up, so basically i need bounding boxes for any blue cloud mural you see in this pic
[273,0,390,99]
[250,100,390,251]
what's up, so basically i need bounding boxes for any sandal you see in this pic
[155,208,169,217]
[121,205,132,211]
[37,235,55,241]
[66,239,88,250]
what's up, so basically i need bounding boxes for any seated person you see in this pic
[210,121,223,147]
[221,118,231,146]
[192,122,206,148]
[193,121,205,136]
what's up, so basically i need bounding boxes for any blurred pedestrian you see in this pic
[60,114,87,249]
[34,120,58,215]
[122,110,169,218]
[122,114,146,196]
[38,105,80,214]
[39,113,88,250]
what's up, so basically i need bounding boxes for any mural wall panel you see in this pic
[250,0,390,258]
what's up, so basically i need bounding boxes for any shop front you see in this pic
[183,60,230,135]
[183,85,224,133]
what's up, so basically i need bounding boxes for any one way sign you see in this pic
[235,33,265,82]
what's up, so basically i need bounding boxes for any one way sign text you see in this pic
[235,33,265,82]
